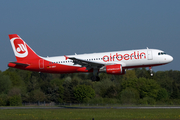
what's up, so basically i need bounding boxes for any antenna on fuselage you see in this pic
[147,47,149,49]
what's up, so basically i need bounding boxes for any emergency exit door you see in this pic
[147,50,153,60]
[39,59,44,69]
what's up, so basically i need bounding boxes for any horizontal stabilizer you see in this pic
[9,62,29,67]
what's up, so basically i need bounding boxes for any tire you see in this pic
[91,76,100,81]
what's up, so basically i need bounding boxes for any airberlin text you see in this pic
[103,51,146,62]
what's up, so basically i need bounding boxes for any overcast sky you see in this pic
[0,1,179,72]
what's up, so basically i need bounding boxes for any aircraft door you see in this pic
[147,50,153,60]
[39,59,44,69]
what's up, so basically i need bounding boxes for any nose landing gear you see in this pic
[149,67,153,76]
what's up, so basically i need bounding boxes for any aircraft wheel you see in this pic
[96,76,100,81]
[91,76,100,81]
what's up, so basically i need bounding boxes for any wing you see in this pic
[66,56,105,70]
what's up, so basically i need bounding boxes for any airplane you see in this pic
[8,34,173,81]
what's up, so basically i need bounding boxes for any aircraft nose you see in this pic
[167,55,173,63]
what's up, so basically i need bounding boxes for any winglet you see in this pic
[64,55,69,60]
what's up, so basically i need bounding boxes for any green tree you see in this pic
[3,69,23,87]
[120,87,139,104]
[122,70,137,80]
[48,78,64,102]
[63,76,78,103]
[134,68,152,79]
[99,73,112,81]
[0,73,11,94]
[171,81,180,99]
[139,97,156,105]
[8,87,21,96]
[2,69,27,97]
[33,89,46,102]
[121,77,160,99]
[156,88,169,101]
[28,89,45,102]
[8,95,22,106]
[94,78,114,98]
[105,85,118,98]
[0,94,8,106]
[74,85,95,103]
[154,71,173,95]
[27,76,39,92]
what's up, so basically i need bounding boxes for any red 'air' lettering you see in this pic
[116,53,123,61]
[102,51,146,62]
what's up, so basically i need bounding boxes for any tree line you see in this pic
[0,68,180,106]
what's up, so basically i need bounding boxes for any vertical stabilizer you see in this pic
[9,34,40,62]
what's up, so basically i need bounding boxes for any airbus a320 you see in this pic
[8,34,173,81]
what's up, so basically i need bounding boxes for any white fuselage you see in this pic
[43,49,173,69]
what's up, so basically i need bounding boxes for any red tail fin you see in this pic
[9,34,40,62]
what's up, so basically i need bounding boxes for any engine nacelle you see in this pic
[105,64,126,75]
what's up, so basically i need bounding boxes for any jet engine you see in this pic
[100,64,126,75]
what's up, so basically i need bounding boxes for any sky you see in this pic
[0,1,180,72]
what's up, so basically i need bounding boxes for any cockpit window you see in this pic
[158,52,166,55]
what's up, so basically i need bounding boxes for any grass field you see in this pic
[0,108,180,120]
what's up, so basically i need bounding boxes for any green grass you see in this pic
[0,108,180,120]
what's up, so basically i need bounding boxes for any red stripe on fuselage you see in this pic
[9,58,167,74]
[9,59,90,74]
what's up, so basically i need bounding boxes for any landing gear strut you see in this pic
[149,67,153,76]
[91,68,100,81]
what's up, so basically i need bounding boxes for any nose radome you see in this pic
[170,56,173,61]
[168,55,173,62]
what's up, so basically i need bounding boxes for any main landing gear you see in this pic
[91,68,100,81]
[91,75,100,81]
